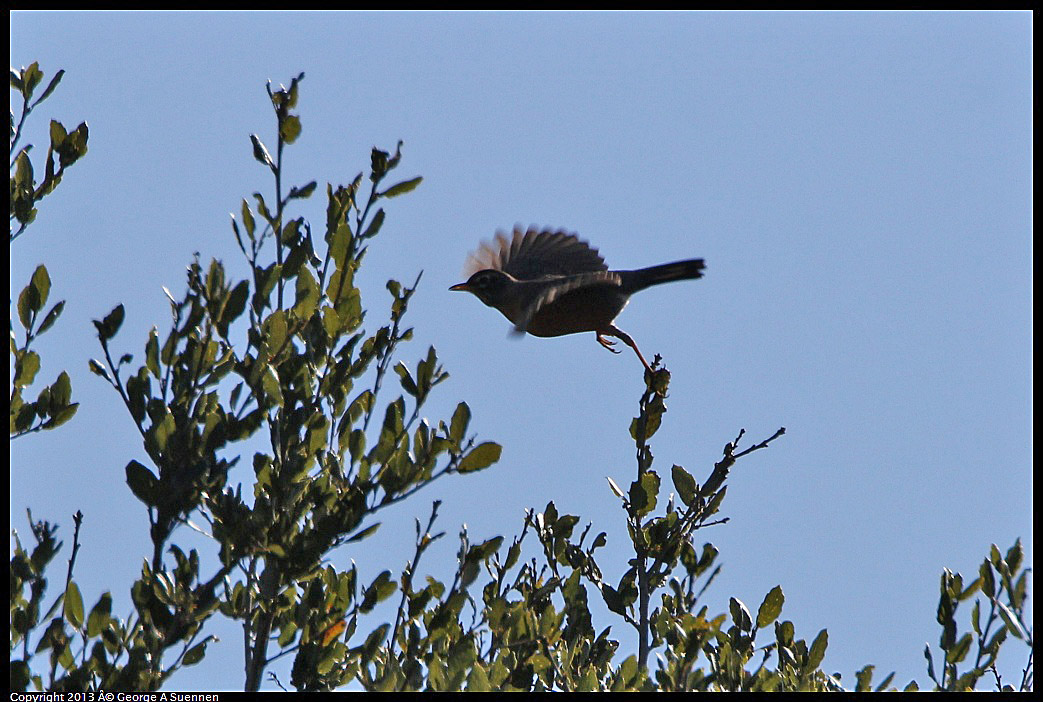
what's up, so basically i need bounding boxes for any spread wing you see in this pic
[464,225,608,280]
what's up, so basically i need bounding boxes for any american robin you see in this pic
[450,226,705,372]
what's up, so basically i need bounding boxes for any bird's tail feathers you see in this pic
[624,259,705,292]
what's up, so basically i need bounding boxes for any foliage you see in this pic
[9,68,1033,693]
[10,62,84,439]
[921,539,1033,692]
[10,62,90,243]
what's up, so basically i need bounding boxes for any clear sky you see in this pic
[11,11,1031,692]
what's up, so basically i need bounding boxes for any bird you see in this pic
[449,225,705,373]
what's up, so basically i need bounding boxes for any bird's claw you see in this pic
[597,334,622,354]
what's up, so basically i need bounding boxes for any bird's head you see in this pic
[449,269,513,308]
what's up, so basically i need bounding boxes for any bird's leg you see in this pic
[596,332,622,354]
[601,325,653,373]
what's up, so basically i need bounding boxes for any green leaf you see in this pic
[51,371,72,406]
[989,543,1003,569]
[250,133,274,170]
[361,208,385,239]
[394,361,417,397]
[628,470,660,517]
[458,442,501,473]
[306,415,329,454]
[264,310,287,354]
[37,300,65,335]
[854,665,874,692]
[360,571,396,613]
[756,585,784,629]
[145,328,161,378]
[945,632,973,664]
[601,584,625,615]
[288,180,317,200]
[183,640,208,666]
[957,576,982,601]
[874,671,896,693]
[126,460,159,507]
[153,412,176,452]
[17,281,41,329]
[86,592,112,637]
[1005,539,1023,575]
[345,522,381,544]
[49,119,68,148]
[629,394,665,441]
[1012,568,1029,610]
[93,304,125,341]
[33,68,65,107]
[221,280,250,333]
[293,267,319,320]
[466,664,492,692]
[261,366,283,406]
[279,114,302,144]
[22,62,43,97]
[31,265,51,308]
[53,121,88,168]
[807,628,828,669]
[64,581,84,629]
[730,597,752,632]
[44,403,77,430]
[378,176,423,198]
[979,558,995,597]
[359,622,390,664]
[370,147,389,179]
[994,599,1026,640]
[13,350,40,389]
[671,464,698,507]
[449,402,470,445]
[703,486,727,518]
[240,199,256,240]
[88,358,110,381]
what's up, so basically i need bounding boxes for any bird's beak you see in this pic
[449,282,471,292]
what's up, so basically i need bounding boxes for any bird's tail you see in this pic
[622,259,705,293]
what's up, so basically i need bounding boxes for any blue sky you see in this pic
[11,11,1031,692]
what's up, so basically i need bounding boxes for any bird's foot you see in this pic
[602,325,654,374]
[596,333,622,354]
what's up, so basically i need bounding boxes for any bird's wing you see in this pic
[511,270,623,334]
[464,225,608,280]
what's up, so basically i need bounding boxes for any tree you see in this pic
[10,69,1032,692]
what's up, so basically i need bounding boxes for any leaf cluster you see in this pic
[922,539,1032,691]
[10,62,89,242]
[10,63,83,439]
[11,264,77,437]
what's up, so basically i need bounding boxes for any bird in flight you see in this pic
[450,225,705,373]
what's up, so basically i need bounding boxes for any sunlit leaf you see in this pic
[378,176,423,199]
[64,581,84,629]
[756,585,785,629]
[671,464,697,507]
[458,442,501,473]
